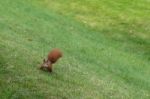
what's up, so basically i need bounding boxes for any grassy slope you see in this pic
[0,0,150,99]
[36,0,150,60]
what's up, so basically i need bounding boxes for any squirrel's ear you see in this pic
[43,59,46,62]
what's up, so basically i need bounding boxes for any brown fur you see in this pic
[40,48,62,72]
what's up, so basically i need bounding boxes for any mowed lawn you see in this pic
[0,0,150,99]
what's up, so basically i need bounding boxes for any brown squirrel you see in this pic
[40,48,62,72]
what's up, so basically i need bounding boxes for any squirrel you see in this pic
[40,48,62,72]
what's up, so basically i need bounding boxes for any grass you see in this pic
[0,0,150,99]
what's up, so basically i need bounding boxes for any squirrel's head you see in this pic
[41,59,52,68]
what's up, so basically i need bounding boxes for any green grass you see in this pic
[0,0,150,99]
